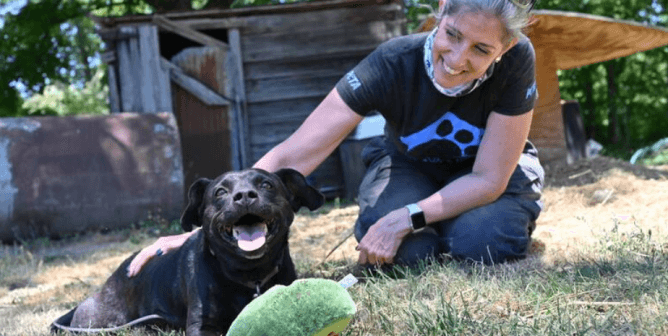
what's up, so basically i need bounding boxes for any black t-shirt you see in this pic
[336,32,538,164]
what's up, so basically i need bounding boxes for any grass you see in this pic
[2,209,668,335]
[341,224,668,335]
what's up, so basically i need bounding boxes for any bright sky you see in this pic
[0,0,28,28]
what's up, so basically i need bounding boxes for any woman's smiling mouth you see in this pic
[443,63,464,75]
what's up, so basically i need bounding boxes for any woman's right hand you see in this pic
[126,228,200,277]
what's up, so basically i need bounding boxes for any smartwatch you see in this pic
[405,203,427,231]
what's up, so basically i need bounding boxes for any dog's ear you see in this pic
[181,178,212,231]
[274,168,325,212]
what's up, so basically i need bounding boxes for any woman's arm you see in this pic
[128,88,363,276]
[419,110,534,223]
[254,88,364,175]
[357,110,533,265]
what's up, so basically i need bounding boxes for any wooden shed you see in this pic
[94,0,407,199]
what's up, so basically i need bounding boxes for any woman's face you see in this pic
[431,11,511,88]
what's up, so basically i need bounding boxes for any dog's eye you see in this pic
[260,181,273,190]
[215,188,227,197]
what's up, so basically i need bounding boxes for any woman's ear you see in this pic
[438,0,447,12]
[501,37,519,55]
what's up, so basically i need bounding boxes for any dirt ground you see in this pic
[1,155,668,335]
[290,155,668,267]
[542,155,668,187]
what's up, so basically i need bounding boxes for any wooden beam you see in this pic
[100,51,116,63]
[226,28,250,170]
[153,15,228,50]
[97,28,138,41]
[117,27,140,112]
[138,26,157,112]
[107,63,121,113]
[161,58,231,107]
[177,17,247,31]
[94,0,396,26]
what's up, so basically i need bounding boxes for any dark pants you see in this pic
[354,137,544,266]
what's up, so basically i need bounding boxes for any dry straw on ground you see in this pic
[1,156,667,335]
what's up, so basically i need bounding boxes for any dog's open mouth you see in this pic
[224,214,271,253]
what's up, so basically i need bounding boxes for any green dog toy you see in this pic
[226,275,358,336]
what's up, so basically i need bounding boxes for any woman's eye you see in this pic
[476,46,490,55]
[215,189,227,197]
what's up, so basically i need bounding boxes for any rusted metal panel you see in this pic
[170,46,233,190]
[171,83,232,193]
[171,47,228,95]
[0,113,184,242]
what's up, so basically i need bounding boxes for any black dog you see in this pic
[51,168,324,335]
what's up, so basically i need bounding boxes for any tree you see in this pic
[0,0,109,116]
[0,0,308,117]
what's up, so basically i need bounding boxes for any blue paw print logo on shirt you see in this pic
[400,112,484,163]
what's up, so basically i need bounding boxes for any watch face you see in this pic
[411,213,427,230]
[405,204,427,230]
[407,205,427,230]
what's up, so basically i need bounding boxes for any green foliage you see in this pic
[22,65,109,116]
[404,0,437,32]
[1,0,105,117]
[88,0,154,17]
[638,150,668,165]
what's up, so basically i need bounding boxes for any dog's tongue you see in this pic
[233,223,267,252]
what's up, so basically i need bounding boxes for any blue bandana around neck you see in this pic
[423,28,495,97]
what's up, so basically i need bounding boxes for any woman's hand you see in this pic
[357,208,413,265]
[126,228,200,277]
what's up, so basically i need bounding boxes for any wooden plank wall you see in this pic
[100,2,406,197]
[239,4,405,195]
[111,25,172,114]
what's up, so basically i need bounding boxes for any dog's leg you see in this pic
[70,278,131,328]
[185,322,220,336]
[274,246,298,285]
[70,293,110,328]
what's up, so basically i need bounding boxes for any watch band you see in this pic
[405,203,427,231]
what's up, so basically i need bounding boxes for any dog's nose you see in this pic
[233,189,258,206]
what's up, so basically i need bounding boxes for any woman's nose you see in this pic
[447,45,468,70]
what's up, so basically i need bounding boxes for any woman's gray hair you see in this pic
[436,0,533,42]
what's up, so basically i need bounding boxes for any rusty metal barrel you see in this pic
[0,112,184,242]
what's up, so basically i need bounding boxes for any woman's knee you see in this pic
[394,228,442,267]
[440,197,534,264]
[447,233,530,264]
[354,211,378,242]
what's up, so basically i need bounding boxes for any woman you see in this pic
[127,0,544,276]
